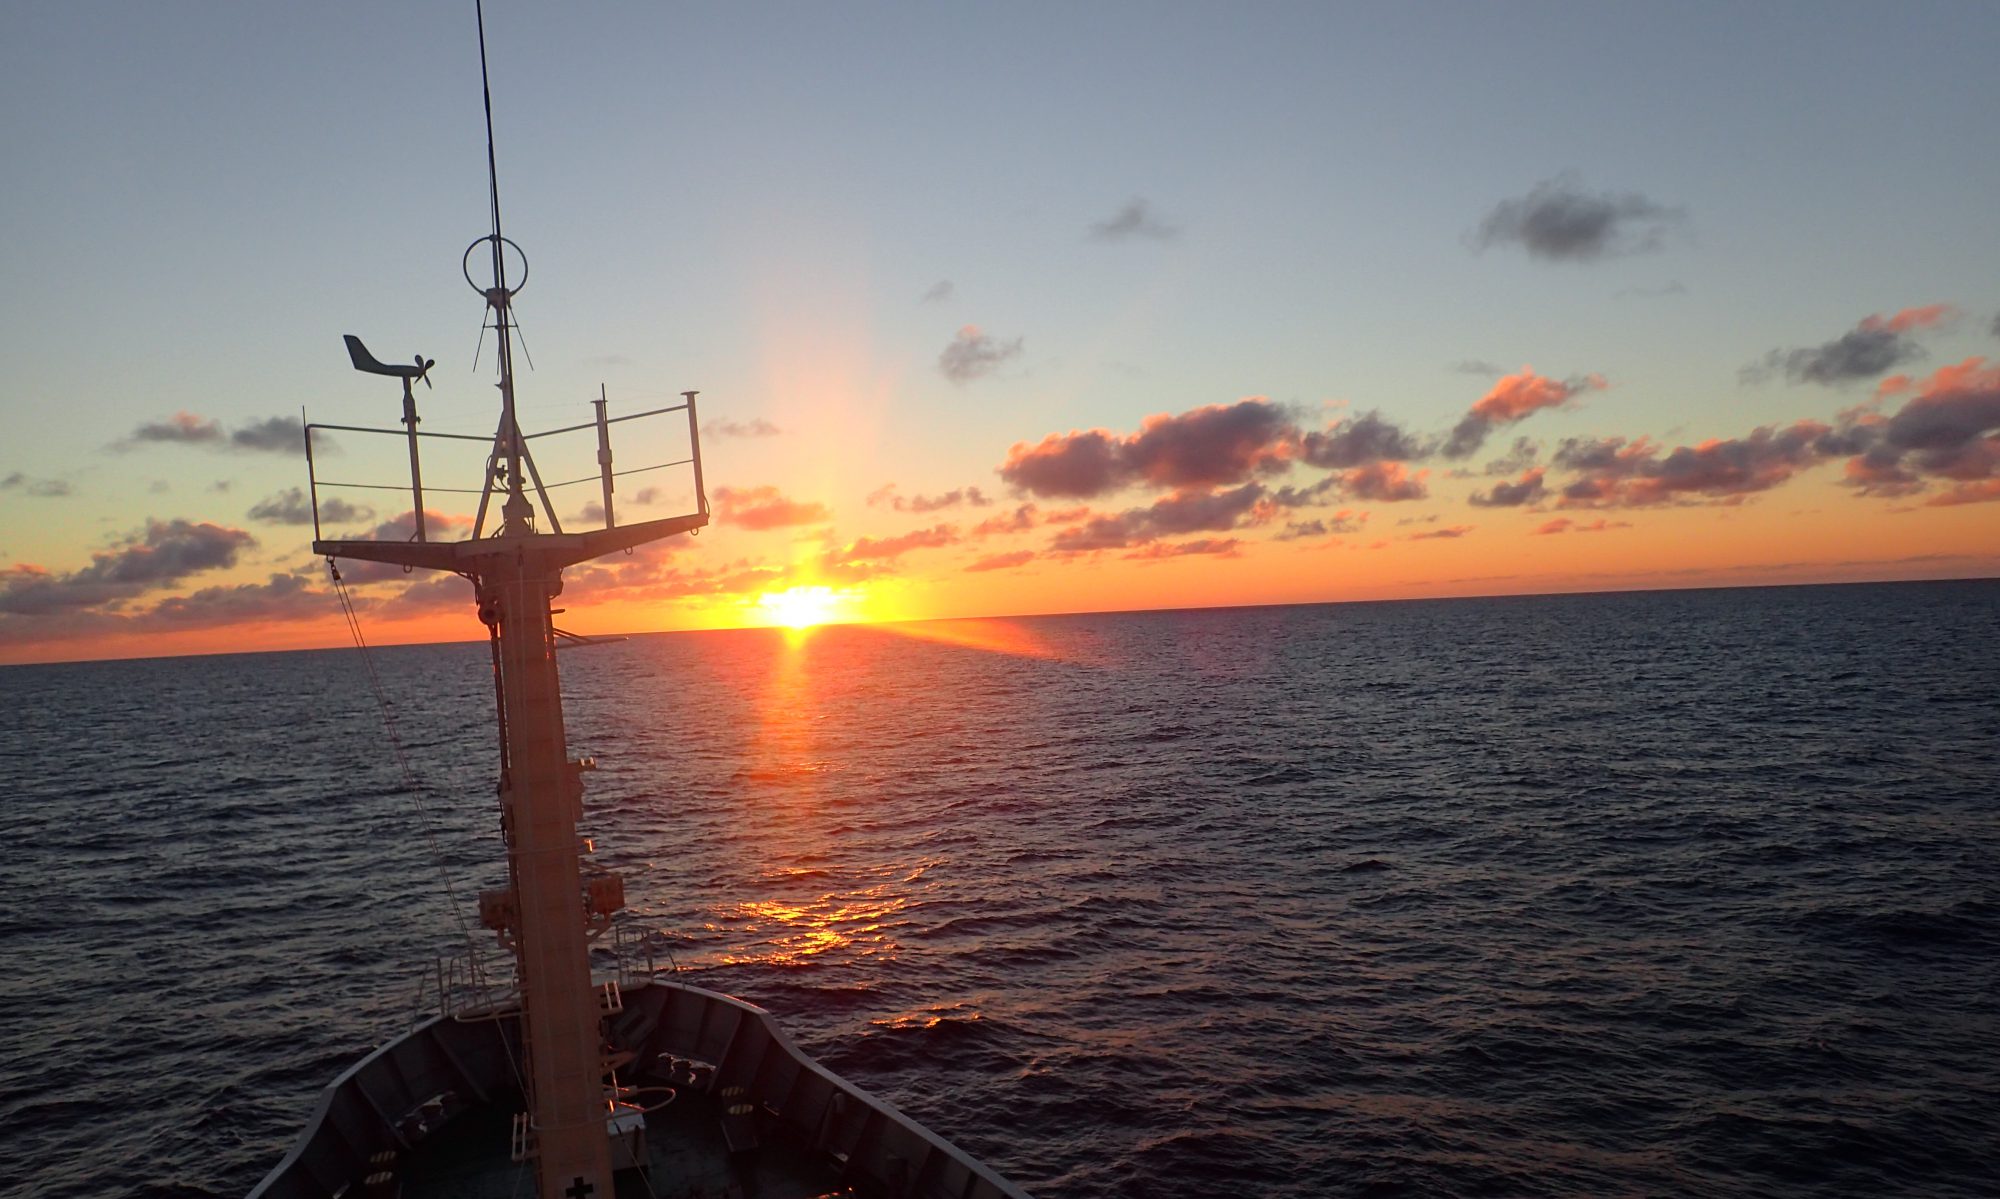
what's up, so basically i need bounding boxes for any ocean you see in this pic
[1,579,1996,1198]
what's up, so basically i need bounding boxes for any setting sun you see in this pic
[756,585,845,629]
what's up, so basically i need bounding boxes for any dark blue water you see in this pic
[2,580,1997,1198]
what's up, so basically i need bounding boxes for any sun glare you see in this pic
[757,585,844,630]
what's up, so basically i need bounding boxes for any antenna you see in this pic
[468,0,534,536]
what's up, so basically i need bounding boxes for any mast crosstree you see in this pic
[308,7,708,1196]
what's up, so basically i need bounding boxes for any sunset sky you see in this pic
[3,2,1997,665]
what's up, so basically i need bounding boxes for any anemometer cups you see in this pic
[463,234,529,302]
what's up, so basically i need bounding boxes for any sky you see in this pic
[3,1,1998,665]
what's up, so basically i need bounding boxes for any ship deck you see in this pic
[248,979,1027,1199]
[396,1085,850,1199]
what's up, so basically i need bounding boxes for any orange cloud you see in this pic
[1864,303,1955,334]
[713,485,832,530]
[1472,368,1605,422]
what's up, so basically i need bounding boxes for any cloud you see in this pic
[1880,358,2000,452]
[1089,198,1178,242]
[821,524,959,576]
[0,472,71,497]
[1124,538,1239,560]
[1818,358,2000,500]
[1484,436,1542,476]
[702,418,781,439]
[231,416,304,453]
[713,485,832,530]
[1469,467,1548,508]
[1407,526,1472,540]
[127,411,224,446]
[922,280,954,304]
[119,412,314,455]
[1748,305,1955,386]
[972,503,1040,536]
[1552,422,1832,507]
[248,487,372,526]
[939,325,1024,383]
[1472,175,1685,261]
[1925,479,2000,507]
[1274,510,1364,541]
[868,484,993,513]
[1452,359,1505,376]
[1443,369,1605,459]
[965,550,1035,573]
[1049,482,1267,553]
[1534,517,1630,534]
[1299,410,1427,469]
[144,571,320,626]
[1000,399,1298,498]
[0,519,255,616]
[1336,461,1428,502]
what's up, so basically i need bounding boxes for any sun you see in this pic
[756,585,843,630]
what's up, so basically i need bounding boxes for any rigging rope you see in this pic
[327,557,480,953]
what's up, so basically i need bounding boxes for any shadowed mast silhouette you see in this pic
[305,5,708,1196]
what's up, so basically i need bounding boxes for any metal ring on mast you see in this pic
[464,234,530,298]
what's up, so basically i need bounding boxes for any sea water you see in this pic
[1,579,1996,1197]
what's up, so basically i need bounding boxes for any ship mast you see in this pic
[311,6,707,1197]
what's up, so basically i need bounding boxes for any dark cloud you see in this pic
[713,485,832,530]
[1124,538,1239,560]
[1048,483,1267,554]
[0,519,255,615]
[940,325,1024,383]
[145,571,319,625]
[922,280,954,304]
[1452,359,1505,376]
[125,412,224,447]
[1125,401,1298,489]
[1469,468,1547,508]
[972,504,1040,536]
[868,485,993,513]
[1089,198,1178,242]
[1274,510,1364,541]
[1268,476,1340,509]
[1000,399,1298,498]
[1443,370,1605,459]
[1300,411,1427,469]
[1814,359,2000,500]
[0,472,71,497]
[249,488,372,526]
[1472,176,1685,262]
[702,418,781,439]
[1336,461,1428,502]
[231,416,304,454]
[965,550,1035,573]
[1881,359,2000,451]
[1841,446,1926,497]
[1484,436,1542,476]
[1747,306,1953,386]
[1407,526,1473,541]
[1553,422,1833,507]
[121,411,314,454]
